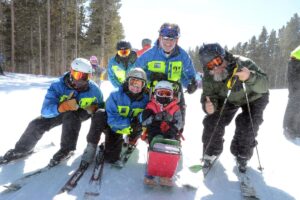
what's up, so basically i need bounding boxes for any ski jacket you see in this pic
[134,40,197,88]
[201,55,269,112]
[291,45,300,60]
[107,52,137,88]
[106,86,149,135]
[41,72,104,118]
[142,98,183,134]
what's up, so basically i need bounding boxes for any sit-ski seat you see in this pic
[147,136,181,178]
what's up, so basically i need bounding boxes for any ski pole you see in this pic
[202,89,232,161]
[242,82,264,172]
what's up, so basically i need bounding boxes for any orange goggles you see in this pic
[155,89,173,98]
[206,56,223,70]
[71,69,91,81]
[117,49,130,57]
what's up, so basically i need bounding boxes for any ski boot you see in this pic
[0,149,33,164]
[49,149,73,167]
[236,156,248,173]
[81,143,97,164]
[202,154,218,176]
[110,159,124,168]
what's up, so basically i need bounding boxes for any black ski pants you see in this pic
[283,92,300,137]
[86,109,109,145]
[85,109,128,163]
[14,109,90,153]
[202,93,269,160]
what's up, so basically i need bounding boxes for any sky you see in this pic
[1,73,300,199]
[119,0,300,50]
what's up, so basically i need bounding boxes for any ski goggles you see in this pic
[155,89,173,98]
[206,56,223,70]
[117,49,131,57]
[71,69,91,81]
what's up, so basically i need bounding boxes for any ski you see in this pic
[0,142,55,166]
[83,144,105,199]
[236,167,260,200]
[57,162,89,194]
[1,152,73,194]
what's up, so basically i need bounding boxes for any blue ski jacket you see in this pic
[134,40,197,88]
[107,56,136,88]
[106,86,149,135]
[41,72,104,118]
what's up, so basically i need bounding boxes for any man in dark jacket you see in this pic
[0,58,104,166]
[283,45,300,140]
[199,43,269,173]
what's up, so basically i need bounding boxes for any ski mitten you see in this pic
[58,99,79,113]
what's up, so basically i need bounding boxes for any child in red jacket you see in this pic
[141,80,183,186]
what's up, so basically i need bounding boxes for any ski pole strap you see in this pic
[226,64,239,89]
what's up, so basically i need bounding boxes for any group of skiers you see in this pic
[2,21,299,188]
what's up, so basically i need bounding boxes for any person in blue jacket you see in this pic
[79,68,149,167]
[0,58,105,166]
[135,22,199,132]
[107,41,137,88]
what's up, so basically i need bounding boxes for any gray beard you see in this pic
[209,69,229,82]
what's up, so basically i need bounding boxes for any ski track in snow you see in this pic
[0,73,299,200]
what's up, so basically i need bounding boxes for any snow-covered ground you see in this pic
[0,73,299,200]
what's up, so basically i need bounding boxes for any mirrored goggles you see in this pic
[155,89,173,98]
[117,49,131,57]
[206,56,223,70]
[128,77,145,88]
[71,69,91,81]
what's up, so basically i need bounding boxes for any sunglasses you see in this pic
[71,69,91,81]
[206,57,223,70]
[162,37,176,42]
[117,49,130,57]
[155,89,173,98]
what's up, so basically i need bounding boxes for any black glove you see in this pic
[187,78,198,94]
[231,78,243,92]
[165,126,179,139]
[130,116,143,138]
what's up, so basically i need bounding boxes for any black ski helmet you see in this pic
[116,41,132,50]
[199,43,225,67]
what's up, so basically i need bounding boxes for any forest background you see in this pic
[0,0,299,89]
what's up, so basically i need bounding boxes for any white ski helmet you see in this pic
[71,58,93,73]
[126,68,147,83]
[154,80,173,92]
[154,80,174,105]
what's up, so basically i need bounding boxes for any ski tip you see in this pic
[188,165,203,173]
[2,184,22,192]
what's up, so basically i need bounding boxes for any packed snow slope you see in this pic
[0,73,299,200]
